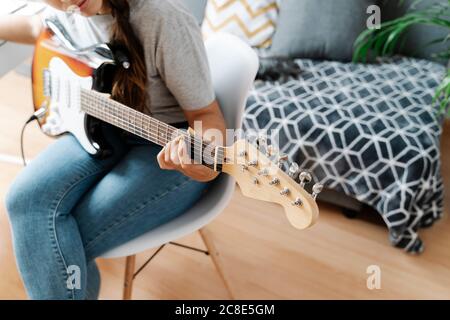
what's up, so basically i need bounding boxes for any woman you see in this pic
[0,0,226,299]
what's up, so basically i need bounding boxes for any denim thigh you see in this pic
[4,124,129,299]
[72,143,210,260]
[6,124,129,217]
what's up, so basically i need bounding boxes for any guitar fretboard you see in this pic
[80,88,222,170]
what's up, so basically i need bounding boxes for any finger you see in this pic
[178,137,190,169]
[164,141,171,164]
[162,145,176,170]
[170,137,183,166]
[157,147,169,170]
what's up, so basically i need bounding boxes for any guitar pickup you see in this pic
[43,68,51,98]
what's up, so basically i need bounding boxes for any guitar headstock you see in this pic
[221,139,321,230]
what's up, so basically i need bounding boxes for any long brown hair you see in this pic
[107,0,147,112]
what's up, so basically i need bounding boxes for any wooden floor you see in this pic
[0,69,449,300]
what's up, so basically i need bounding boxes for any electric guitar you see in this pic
[31,23,322,230]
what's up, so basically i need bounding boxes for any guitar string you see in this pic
[81,90,221,165]
[81,89,225,163]
[80,89,224,166]
[82,101,218,169]
[82,89,204,148]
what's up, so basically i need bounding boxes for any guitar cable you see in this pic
[20,107,46,167]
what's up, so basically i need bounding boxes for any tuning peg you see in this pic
[292,197,303,206]
[277,154,288,168]
[312,183,323,200]
[258,168,269,176]
[240,165,248,172]
[288,162,300,180]
[269,177,280,185]
[280,187,290,196]
[299,171,312,188]
[252,177,259,185]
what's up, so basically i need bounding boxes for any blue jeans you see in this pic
[4,123,210,300]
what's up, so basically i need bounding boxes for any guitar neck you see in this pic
[80,88,222,171]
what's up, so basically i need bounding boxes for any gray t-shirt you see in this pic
[43,0,215,124]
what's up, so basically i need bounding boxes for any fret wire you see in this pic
[140,113,144,140]
[127,106,130,133]
[132,109,141,137]
[164,123,167,144]
[131,111,136,134]
[156,119,163,145]
[156,121,160,144]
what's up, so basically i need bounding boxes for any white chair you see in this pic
[100,33,259,300]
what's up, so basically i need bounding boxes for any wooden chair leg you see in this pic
[199,227,234,299]
[123,255,136,300]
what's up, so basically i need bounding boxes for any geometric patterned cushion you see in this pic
[243,57,447,253]
[202,0,279,48]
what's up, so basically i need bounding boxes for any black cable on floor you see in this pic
[20,114,38,167]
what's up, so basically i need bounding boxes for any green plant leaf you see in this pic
[353,0,450,116]
[434,71,450,115]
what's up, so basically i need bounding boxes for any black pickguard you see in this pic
[84,44,131,159]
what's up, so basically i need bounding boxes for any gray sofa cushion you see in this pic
[265,0,378,62]
[243,57,446,253]
[381,0,449,65]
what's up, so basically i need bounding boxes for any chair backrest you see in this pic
[205,33,259,136]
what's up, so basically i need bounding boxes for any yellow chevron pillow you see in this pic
[202,0,279,48]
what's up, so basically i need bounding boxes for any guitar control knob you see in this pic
[288,162,300,180]
[312,183,323,200]
[269,178,280,185]
[280,187,290,196]
[299,171,312,188]
[292,197,303,206]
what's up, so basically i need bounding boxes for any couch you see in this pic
[182,0,448,253]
